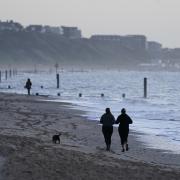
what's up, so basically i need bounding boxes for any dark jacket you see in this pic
[115,114,133,130]
[100,112,115,127]
[25,80,32,89]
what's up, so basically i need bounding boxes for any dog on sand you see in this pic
[52,133,61,144]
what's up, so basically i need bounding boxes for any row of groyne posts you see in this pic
[56,73,148,98]
[0,70,148,98]
[0,69,18,83]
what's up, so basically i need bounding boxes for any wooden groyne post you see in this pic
[122,93,126,98]
[56,73,60,89]
[5,70,8,80]
[144,77,147,98]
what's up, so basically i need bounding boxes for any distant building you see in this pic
[121,35,147,50]
[90,35,122,41]
[147,41,162,52]
[25,25,44,33]
[61,26,82,39]
[44,26,63,35]
[0,20,23,31]
[0,20,81,38]
[162,48,180,58]
[90,34,147,50]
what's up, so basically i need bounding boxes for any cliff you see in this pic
[0,31,150,69]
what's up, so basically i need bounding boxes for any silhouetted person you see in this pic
[115,108,133,152]
[100,108,115,151]
[25,78,32,95]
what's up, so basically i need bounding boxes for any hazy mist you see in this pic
[0,0,180,48]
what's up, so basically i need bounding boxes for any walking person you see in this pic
[115,108,133,152]
[100,108,115,151]
[25,78,32,95]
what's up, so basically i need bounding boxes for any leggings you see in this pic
[102,126,113,146]
[118,127,129,145]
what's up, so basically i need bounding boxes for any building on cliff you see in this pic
[61,26,82,39]
[0,20,23,32]
[90,34,147,50]
[147,41,162,52]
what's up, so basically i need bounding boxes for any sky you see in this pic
[0,0,180,48]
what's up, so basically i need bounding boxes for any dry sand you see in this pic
[0,93,179,180]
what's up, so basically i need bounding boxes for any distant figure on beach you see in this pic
[100,108,115,151]
[115,108,133,152]
[25,78,32,95]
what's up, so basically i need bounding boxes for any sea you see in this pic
[1,69,180,153]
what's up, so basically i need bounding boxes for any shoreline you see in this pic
[1,70,180,154]
[46,96,180,155]
[0,92,180,179]
[45,98,180,163]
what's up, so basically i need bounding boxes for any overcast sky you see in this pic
[0,0,179,48]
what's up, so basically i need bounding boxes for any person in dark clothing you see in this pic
[115,108,133,152]
[25,78,32,95]
[100,108,115,151]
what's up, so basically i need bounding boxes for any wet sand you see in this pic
[0,93,179,180]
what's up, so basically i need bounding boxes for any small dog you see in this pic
[52,133,61,144]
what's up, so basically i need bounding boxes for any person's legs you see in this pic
[27,88,30,95]
[120,135,125,152]
[125,132,129,151]
[102,126,109,150]
[126,143,129,151]
[106,126,113,151]
[119,127,125,152]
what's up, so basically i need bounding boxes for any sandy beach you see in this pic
[0,93,179,180]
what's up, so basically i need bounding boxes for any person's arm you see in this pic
[112,115,115,124]
[128,115,133,124]
[115,116,120,124]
